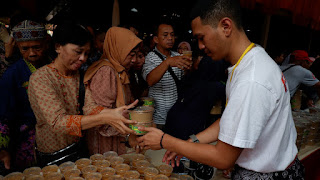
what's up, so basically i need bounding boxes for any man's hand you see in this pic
[162,150,184,167]
[166,56,193,70]
[100,100,138,134]
[0,150,10,169]
[136,126,164,150]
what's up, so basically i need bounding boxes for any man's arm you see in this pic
[137,126,242,170]
[146,56,193,86]
[195,118,220,144]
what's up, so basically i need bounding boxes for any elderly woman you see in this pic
[84,27,142,155]
[28,23,136,166]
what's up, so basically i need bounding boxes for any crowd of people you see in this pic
[1,0,319,179]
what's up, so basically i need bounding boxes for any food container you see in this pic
[100,167,116,179]
[140,97,155,107]
[103,151,118,161]
[95,160,111,171]
[129,106,154,135]
[180,174,194,180]
[123,170,140,179]
[42,165,59,177]
[134,160,150,174]
[91,154,106,162]
[115,164,130,176]
[44,172,63,180]
[23,167,42,177]
[59,161,76,174]
[110,156,125,168]
[144,167,159,180]
[107,175,124,180]
[81,165,98,175]
[69,177,84,180]
[4,172,24,180]
[63,169,81,179]
[157,164,173,177]
[75,158,91,171]
[25,175,44,180]
[120,154,133,165]
[153,174,169,180]
[182,51,192,58]
[84,172,102,180]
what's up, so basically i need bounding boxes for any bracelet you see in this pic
[160,133,166,149]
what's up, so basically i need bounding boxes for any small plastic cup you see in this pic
[4,172,25,180]
[42,165,59,177]
[69,177,84,180]
[110,156,125,168]
[158,164,173,177]
[63,169,81,179]
[23,167,42,177]
[75,158,91,171]
[169,178,180,180]
[95,160,111,171]
[153,174,169,180]
[100,167,116,177]
[144,167,159,180]
[135,160,150,174]
[119,154,133,165]
[91,154,106,162]
[103,151,118,161]
[115,164,130,176]
[123,170,140,179]
[179,175,194,180]
[44,172,63,180]
[25,175,44,180]
[59,161,76,172]
[131,154,145,163]
[81,165,98,175]
[84,172,102,180]
[108,175,124,180]
[182,51,192,58]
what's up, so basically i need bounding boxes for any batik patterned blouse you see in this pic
[28,64,103,153]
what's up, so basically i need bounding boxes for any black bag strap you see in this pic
[78,69,85,115]
[282,64,297,73]
[153,50,181,87]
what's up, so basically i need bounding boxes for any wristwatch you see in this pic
[189,134,200,143]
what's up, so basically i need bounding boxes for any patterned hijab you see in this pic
[101,27,142,84]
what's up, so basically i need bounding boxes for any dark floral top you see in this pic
[0,58,37,171]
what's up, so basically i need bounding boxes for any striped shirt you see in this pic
[142,47,183,125]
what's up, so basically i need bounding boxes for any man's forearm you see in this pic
[195,118,220,144]
[146,61,169,86]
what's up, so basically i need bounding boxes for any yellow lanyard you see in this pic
[226,42,255,106]
[24,59,37,73]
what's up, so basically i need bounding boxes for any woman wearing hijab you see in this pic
[84,27,142,155]
[177,41,191,55]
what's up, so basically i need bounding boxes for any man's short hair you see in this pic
[153,20,174,37]
[190,0,243,30]
[12,20,46,42]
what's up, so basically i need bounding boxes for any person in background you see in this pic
[83,27,142,155]
[177,41,191,55]
[137,0,304,179]
[0,23,14,77]
[129,44,149,100]
[0,20,49,172]
[280,50,320,99]
[142,22,192,129]
[81,26,107,71]
[28,23,136,167]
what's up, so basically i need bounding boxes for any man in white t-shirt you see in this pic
[136,0,305,179]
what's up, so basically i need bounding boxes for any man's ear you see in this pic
[220,17,232,37]
[153,36,159,44]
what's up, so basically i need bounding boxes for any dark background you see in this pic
[1,0,319,56]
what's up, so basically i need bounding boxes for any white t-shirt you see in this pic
[219,46,298,173]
